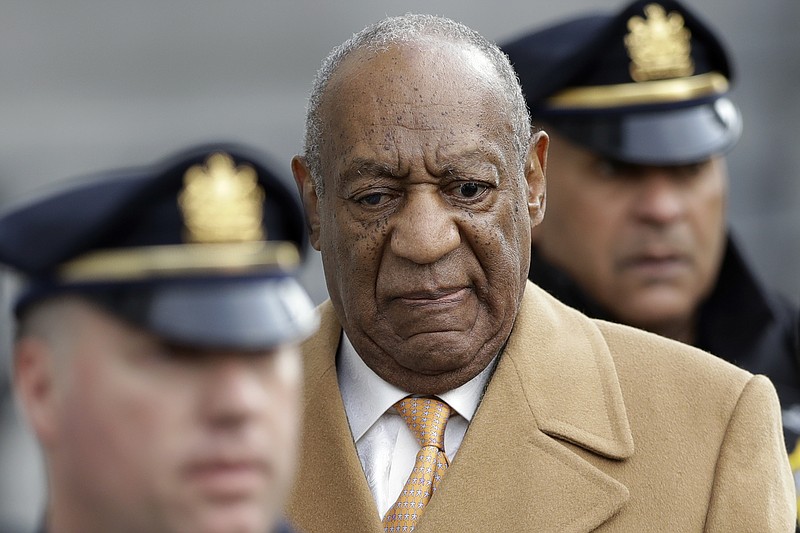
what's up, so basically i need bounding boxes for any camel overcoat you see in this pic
[287,282,795,532]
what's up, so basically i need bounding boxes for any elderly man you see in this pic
[287,13,794,533]
[1,143,318,533]
[501,0,800,454]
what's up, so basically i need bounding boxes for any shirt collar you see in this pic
[337,332,497,442]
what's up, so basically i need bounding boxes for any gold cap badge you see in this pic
[179,152,266,243]
[57,150,300,284]
[624,3,694,82]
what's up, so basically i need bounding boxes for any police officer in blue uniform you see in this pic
[0,143,316,533]
[502,0,800,474]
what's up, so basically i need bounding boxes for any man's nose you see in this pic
[201,356,268,428]
[390,189,461,264]
[632,170,686,225]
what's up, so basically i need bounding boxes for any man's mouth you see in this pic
[620,253,690,278]
[394,287,470,306]
[184,457,270,497]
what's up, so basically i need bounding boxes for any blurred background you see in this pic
[1,0,798,529]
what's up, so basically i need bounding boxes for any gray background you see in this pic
[1,0,798,529]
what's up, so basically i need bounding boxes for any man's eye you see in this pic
[358,192,387,206]
[454,182,487,199]
[672,162,706,178]
[597,160,624,177]
[353,187,398,207]
[595,159,641,180]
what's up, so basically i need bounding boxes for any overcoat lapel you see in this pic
[415,360,629,532]
[286,302,383,533]
[417,284,634,532]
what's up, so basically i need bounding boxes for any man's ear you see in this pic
[14,337,60,447]
[291,156,322,251]
[525,130,548,229]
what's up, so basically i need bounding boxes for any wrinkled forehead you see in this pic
[326,39,501,112]
[318,40,517,167]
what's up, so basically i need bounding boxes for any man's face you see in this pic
[534,132,727,337]
[294,42,545,394]
[25,300,302,533]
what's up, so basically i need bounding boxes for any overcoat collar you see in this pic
[288,281,634,532]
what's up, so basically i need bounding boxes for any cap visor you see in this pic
[547,98,742,165]
[144,276,318,350]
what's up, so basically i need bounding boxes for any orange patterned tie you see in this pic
[382,397,451,532]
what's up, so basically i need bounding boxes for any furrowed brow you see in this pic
[339,159,403,183]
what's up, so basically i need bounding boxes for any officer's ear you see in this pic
[14,335,60,447]
[292,156,322,251]
[526,130,548,229]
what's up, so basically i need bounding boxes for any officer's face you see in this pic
[534,132,727,341]
[294,42,546,394]
[17,298,302,533]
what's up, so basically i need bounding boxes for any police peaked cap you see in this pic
[502,0,742,164]
[0,142,318,350]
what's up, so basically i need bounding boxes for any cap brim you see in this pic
[545,98,742,165]
[143,276,319,350]
[46,276,320,350]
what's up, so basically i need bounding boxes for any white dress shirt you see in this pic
[337,333,496,519]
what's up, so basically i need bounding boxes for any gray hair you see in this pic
[301,13,532,196]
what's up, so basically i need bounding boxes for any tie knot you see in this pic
[394,396,451,449]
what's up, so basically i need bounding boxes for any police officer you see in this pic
[502,0,800,456]
[0,143,318,533]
